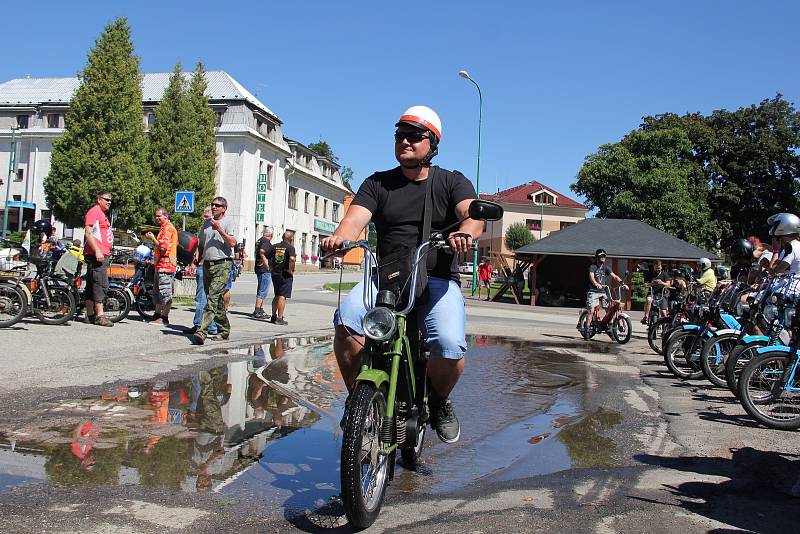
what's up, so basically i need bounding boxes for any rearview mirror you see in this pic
[469,200,503,222]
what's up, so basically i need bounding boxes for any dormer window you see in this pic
[531,191,556,205]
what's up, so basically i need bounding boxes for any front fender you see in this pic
[743,335,770,344]
[756,345,792,355]
[355,369,390,390]
[712,328,740,337]
[681,324,701,331]
[719,313,742,330]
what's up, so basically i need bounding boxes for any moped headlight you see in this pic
[362,307,397,341]
[764,304,778,322]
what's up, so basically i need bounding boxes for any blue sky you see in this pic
[4,1,799,201]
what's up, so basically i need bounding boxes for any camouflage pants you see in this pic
[200,260,231,337]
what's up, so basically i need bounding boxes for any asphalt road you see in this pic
[0,270,798,533]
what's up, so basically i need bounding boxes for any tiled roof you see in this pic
[0,71,278,120]
[480,180,588,209]
[516,218,720,261]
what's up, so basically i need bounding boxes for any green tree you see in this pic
[572,128,717,248]
[641,96,800,244]
[148,62,217,230]
[45,17,154,229]
[504,222,534,251]
[308,138,352,189]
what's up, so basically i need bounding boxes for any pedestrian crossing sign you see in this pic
[174,191,195,213]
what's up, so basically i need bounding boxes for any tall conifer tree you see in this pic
[45,17,154,229]
[185,62,218,226]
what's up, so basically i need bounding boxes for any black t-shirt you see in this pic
[270,241,296,278]
[255,238,273,274]
[588,264,611,291]
[353,166,477,282]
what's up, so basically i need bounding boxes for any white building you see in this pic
[0,71,350,267]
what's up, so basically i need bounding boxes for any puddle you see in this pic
[0,334,622,519]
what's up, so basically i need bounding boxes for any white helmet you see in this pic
[396,105,442,142]
[699,257,711,270]
[767,212,800,236]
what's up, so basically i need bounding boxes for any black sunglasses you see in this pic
[211,202,225,208]
[394,131,429,144]
[100,197,112,203]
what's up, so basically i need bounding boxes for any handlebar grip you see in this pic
[340,240,354,250]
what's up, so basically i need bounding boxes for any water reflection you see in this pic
[0,336,337,497]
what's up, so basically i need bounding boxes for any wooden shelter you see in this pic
[492,218,720,308]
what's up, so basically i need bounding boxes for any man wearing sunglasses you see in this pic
[193,196,238,345]
[83,191,115,327]
[321,105,482,444]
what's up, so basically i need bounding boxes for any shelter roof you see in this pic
[480,180,588,209]
[515,218,719,261]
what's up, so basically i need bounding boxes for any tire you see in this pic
[32,286,76,325]
[738,352,800,430]
[661,324,686,355]
[135,290,156,321]
[700,333,738,388]
[577,311,594,340]
[725,340,766,398]
[0,282,27,328]
[105,287,131,323]
[664,330,704,380]
[648,317,673,354]
[400,374,429,468]
[612,315,632,344]
[341,383,391,530]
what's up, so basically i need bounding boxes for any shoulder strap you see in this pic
[421,166,435,244]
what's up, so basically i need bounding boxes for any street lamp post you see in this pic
[459,70,482,296]
[3,127,19,239]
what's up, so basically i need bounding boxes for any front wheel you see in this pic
[577,310,594,340]
[135,289,156,321]
[725,341,766,398]
[341,383,391,530]
[105,287,131,323]
[611,315,632,344]
[648,317,672,354]
[0,282,27,328]
[664,330,704,380]
[32,286,76,325]
[700,333,738,388]
[738,353,800,430]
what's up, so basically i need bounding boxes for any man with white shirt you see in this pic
[768,213,800,275]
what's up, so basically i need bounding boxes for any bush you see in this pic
[505,222,534,251]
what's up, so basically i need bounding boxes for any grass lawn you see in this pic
[323,282,359,292]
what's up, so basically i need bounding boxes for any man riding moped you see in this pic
[321,105,481,444]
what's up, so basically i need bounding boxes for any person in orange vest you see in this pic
[145,207,178,325]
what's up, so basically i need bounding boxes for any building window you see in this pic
[15,169,24,182]
[332,203,340,223]
[288,187,298,210]
[533,191,555,205]
[301,232,308,256]
[47,114,60,128]
[16,115,28,129]
[311,235,317,257]
[215,111,224,127]
[147,113,156,128]
[526,219,542,231]
[323,199,329,219]
[304,192,310,213]
[560,221,575,230]
[265,163,273,190]
[314,196,319,216]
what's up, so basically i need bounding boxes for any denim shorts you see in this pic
[256,271,272,299]
[333,276,466,360]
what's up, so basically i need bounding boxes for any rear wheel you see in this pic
[32,286,76,325]
[341,383,391,530]
[612,315,632,344]
[664,330,704,380]
[648,317,672,354]
[738,353,800,430]
[0,282,27,328]
[700,333,738,388]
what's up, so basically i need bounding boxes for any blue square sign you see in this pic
[175,191,195,213]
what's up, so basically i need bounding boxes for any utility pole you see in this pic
[3,127,19,239]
